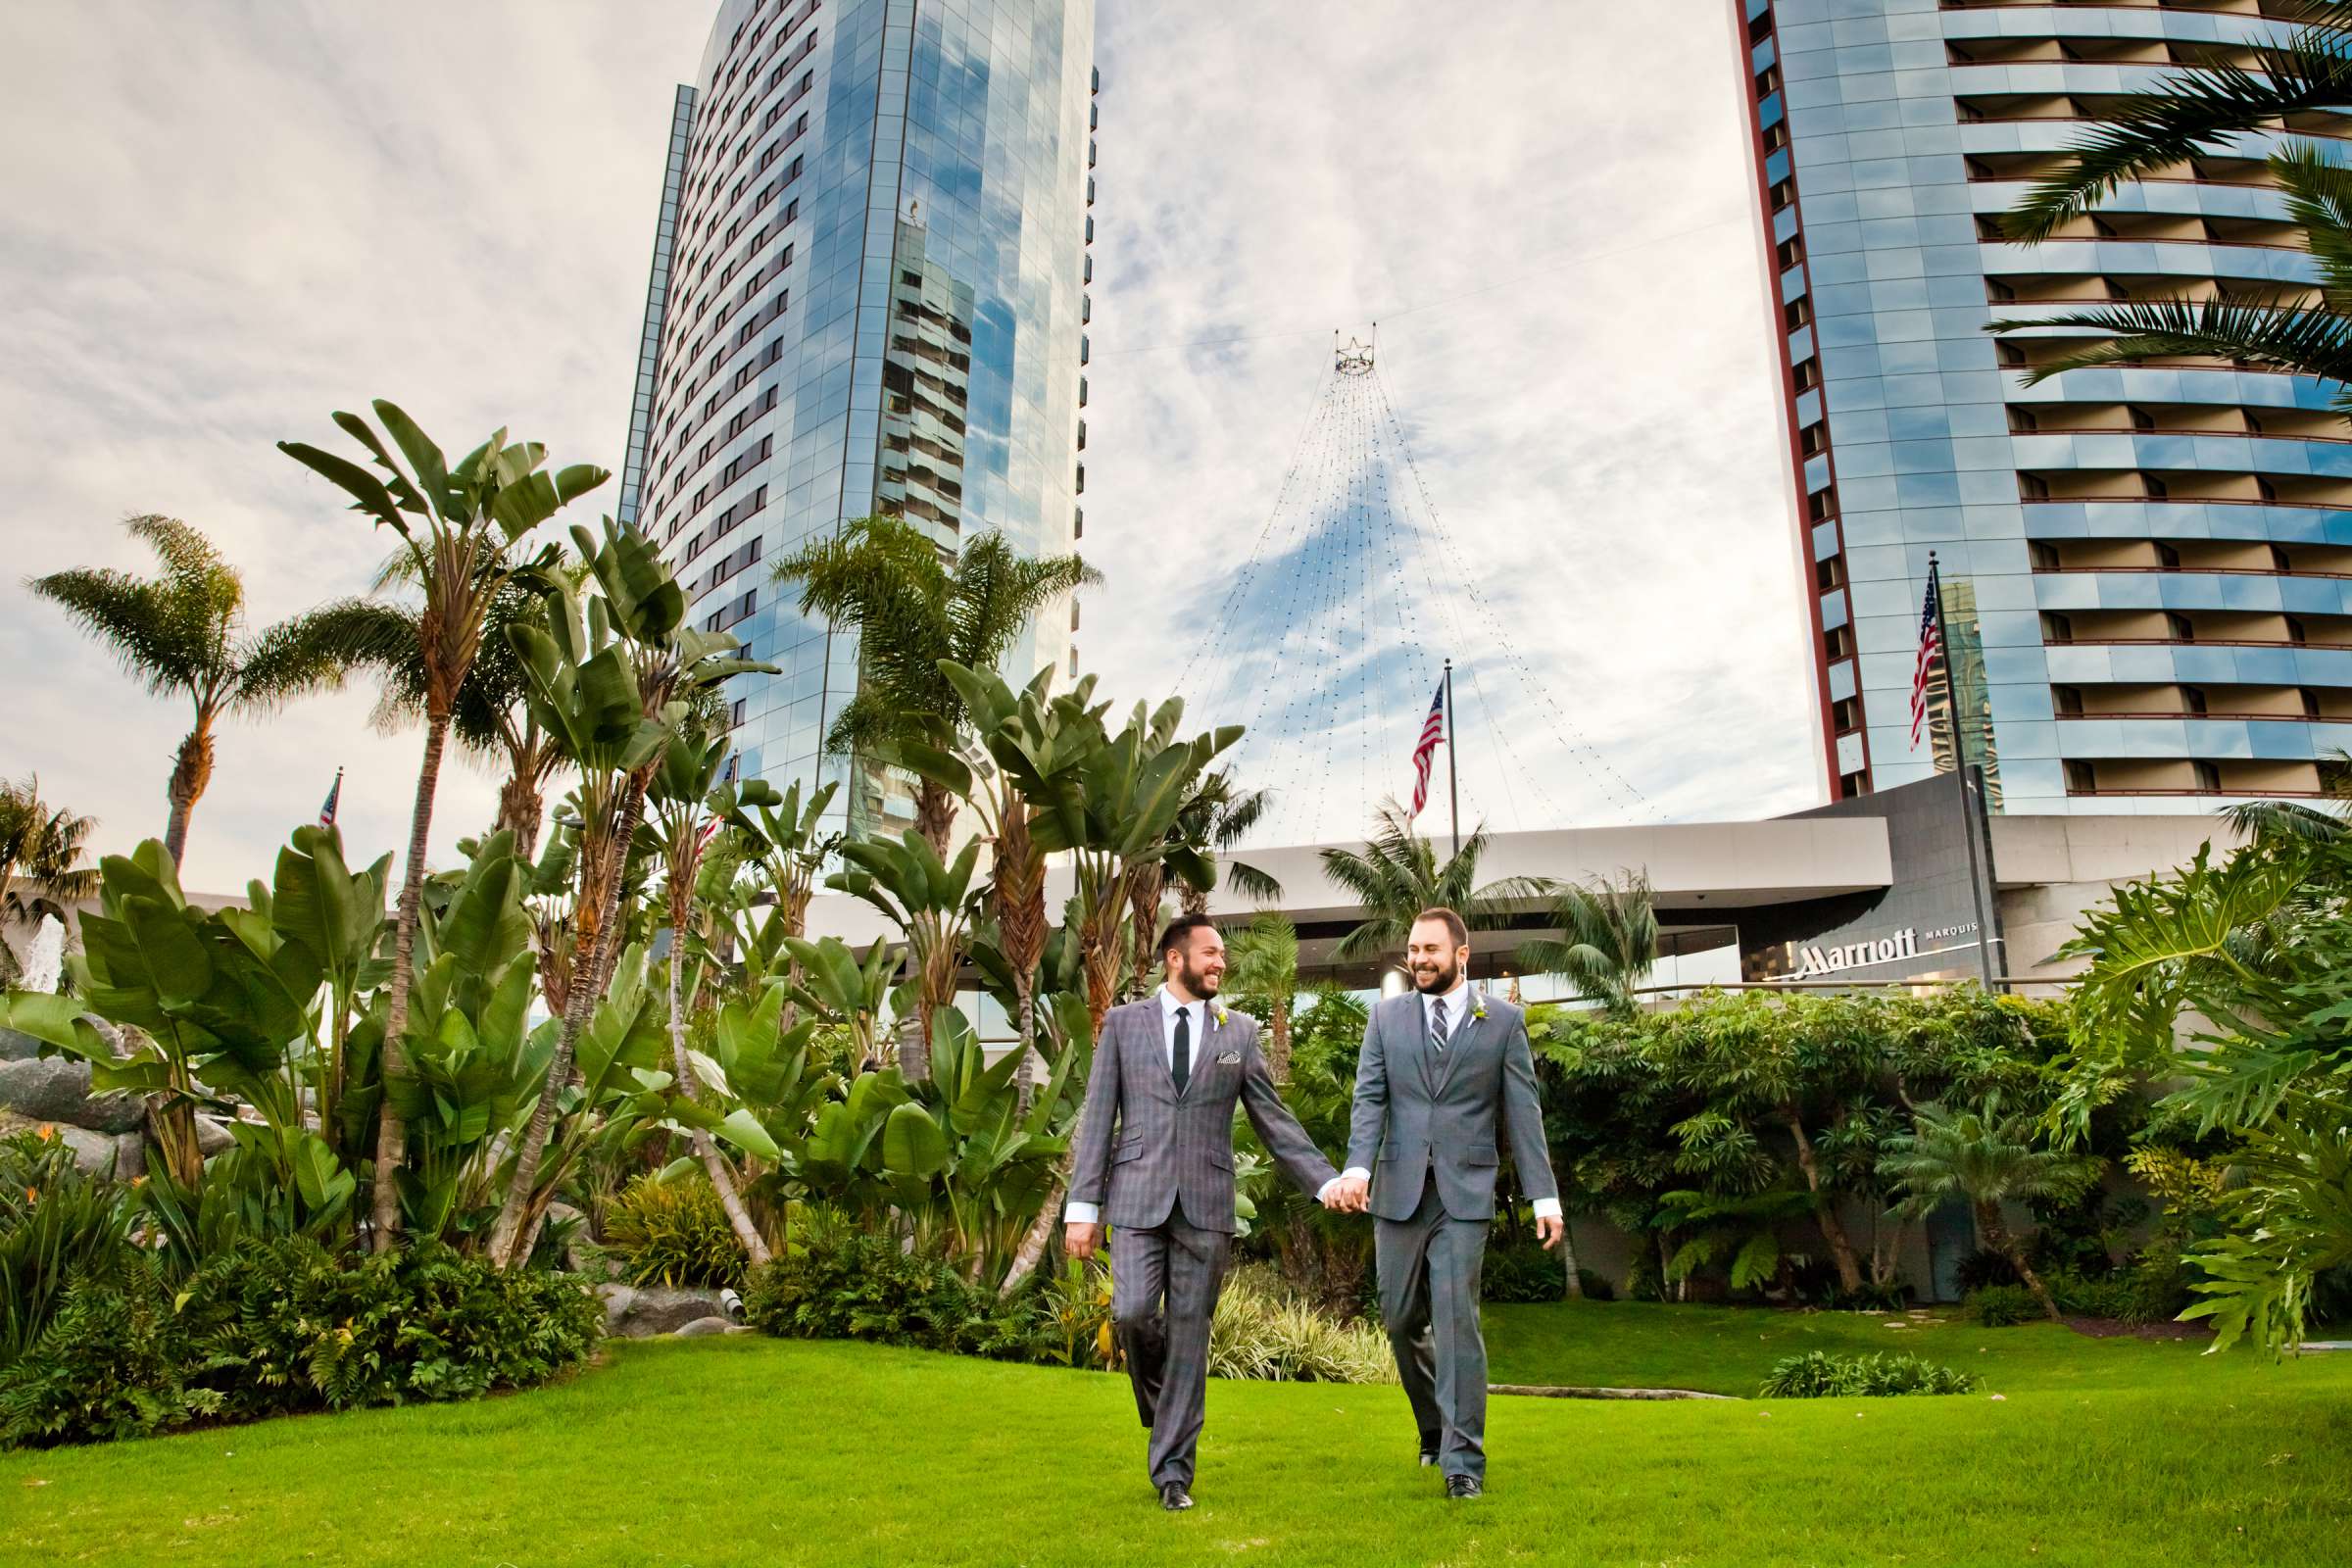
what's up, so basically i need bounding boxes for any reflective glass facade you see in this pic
[621,0,1096,833]
[1737,0,2352,812]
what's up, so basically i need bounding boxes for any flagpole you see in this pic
[1928,553,2001,991]
[1443,658,1460,858]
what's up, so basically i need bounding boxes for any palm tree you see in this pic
[770,517,1096,855]
[282,402,608,1250]
[1222,911,1300,1082]
[1516,870,1659,1018]
[1120,768,1284,997]
[1318,799,1550,970]
[26,515,410,864]
[1881,1100,2103,1321]
[1989,16,2352,397]
[0,776,98,983]
[368,573,572,859]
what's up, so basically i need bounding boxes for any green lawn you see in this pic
[9,1309,2352,1567]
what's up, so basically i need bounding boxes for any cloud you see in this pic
[0,0,1818,894]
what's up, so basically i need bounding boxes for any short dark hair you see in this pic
[1412,906,1468,950]
[1157,912,1219,964]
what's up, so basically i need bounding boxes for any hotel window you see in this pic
[2065,760,2097,794]
[2155,541,2181,569]
[2031,541,2061,570]
[1824,623,1854,660]
[1800,423,1826,457]
[1776,234,1804,269]
[1816,554,1842,590]
[1784,294,1811,328]
[2302,687,2324,717]
[1832,697,1859,732]
[1792,358,1819,392]
[2182,685,2209,715]
[1838,770,1867,801]
[2054,684,2084,715]
[2041,612,2076,642]
[2286,614,2309,645]
[2166,612,2195,642]
[2272,544,2293,572]
[2193,760,2223,793]
[1807,486,1837,522]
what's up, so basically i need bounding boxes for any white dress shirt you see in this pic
[1067,985,1341,1223]
[1337,976,1564,1221]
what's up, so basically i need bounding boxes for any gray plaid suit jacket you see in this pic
[1344,991,1559,1223]
[1068,997,1338,1233]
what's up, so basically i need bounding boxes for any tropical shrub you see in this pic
[1758,1350,1980,1398]
[1482,1243,1613,1303]
[0,1239,600,1448]
[1208,1266,1396,1385]
[743,1224,1052,1362]
[604,1172,751,1289]
[1968,1285,2038,1328]
[0,1128,134,1361]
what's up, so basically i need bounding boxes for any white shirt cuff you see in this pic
[1532,1198,1562,1221]
[1340,1166,1370,1182]
[1064,1201,1101,1224]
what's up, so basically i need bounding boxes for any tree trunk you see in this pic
[163,722,215,867]
[1977,1202,2060,1321]
[371,713,450,1252]
[1127,867,1164,1000]
[1011,973,1038,1114]
[1560,1204,1585,1300]
[666,885,770,1268]
[488,775,650,1270]
[912,778,956,859]
[1268,993,1293,1084]
[495,764,544,861]
[1001,939,1120,1298]
[1784,1106,1864,1295]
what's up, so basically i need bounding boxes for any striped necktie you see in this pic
[1430,996,1448,1054]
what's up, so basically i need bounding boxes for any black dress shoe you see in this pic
[1446,1475,1484,1500]
[1160,1483,1195,1512]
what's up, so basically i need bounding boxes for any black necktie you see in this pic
[1171,1004,1192,1094]
[1431,997,1448,1054]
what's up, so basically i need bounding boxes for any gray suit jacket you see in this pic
[1345,991,1559,1223]
[1068,997,1339,1234]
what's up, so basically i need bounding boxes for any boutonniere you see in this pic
[1210,1004,1229,1030]
[1471,995,1489,1023]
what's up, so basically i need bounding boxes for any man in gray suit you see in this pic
[1326,906,1561,1499]
[1065,912,1343,1511]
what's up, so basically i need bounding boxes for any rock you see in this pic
[543,1201,619,1279]
[109,1132,147,1181]
[596,1283,738,1338]
[0,1026,41,1062]
[672,1315,737,1338]
[0,1055,145,1133]
[193,1114,235,1154]
[0,1115,135,1177]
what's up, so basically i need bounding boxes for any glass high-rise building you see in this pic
[1737,0,2350,812]
[620,0,1097,833]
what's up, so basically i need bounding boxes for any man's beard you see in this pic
[1178,956,1223,997]
[1411,958,1459,996]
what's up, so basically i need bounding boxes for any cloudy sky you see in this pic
[0,1,1816,895]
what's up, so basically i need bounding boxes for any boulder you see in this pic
[0,1112,136,1178]
[597,1284,738,1338]
[672,1315,737,1338]
[0,1055,145,1133]
[193,1114,235,1154]
[0,1026,41,1062]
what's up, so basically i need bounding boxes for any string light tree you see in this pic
[1174,327,1649,850]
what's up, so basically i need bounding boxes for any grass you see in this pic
[7,1308,2352,1567]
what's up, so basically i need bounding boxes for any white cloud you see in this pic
[0,0,1818,895]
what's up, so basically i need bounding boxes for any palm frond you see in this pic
[1988,293,2352,387]
[2007,28,2352,241]
[231,599,416,713]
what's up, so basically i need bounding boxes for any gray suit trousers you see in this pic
[1376,1176,1491,1481]
[1110,1198,1229,1489]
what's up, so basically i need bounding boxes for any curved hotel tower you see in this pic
[1737,0,2352,812]
[620,0,1097,832]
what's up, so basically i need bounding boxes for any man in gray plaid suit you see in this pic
[1065,912,1343,1511]
[1325,906,1561,1499]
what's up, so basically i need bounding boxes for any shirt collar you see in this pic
[1159,985,1200,1021]
[1420,977,1472,1014]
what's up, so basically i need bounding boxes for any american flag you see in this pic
[1910,566,1943,749]
[1408,677,1447,816]
[318,767,342,830]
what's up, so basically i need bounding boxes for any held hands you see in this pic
[1322,1173,1371,1213]
[1064,1221,1103,1259]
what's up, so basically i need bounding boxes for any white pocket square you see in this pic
[1216,1051,1243,1065]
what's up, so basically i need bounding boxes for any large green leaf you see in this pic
[882,1102,950,1180]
